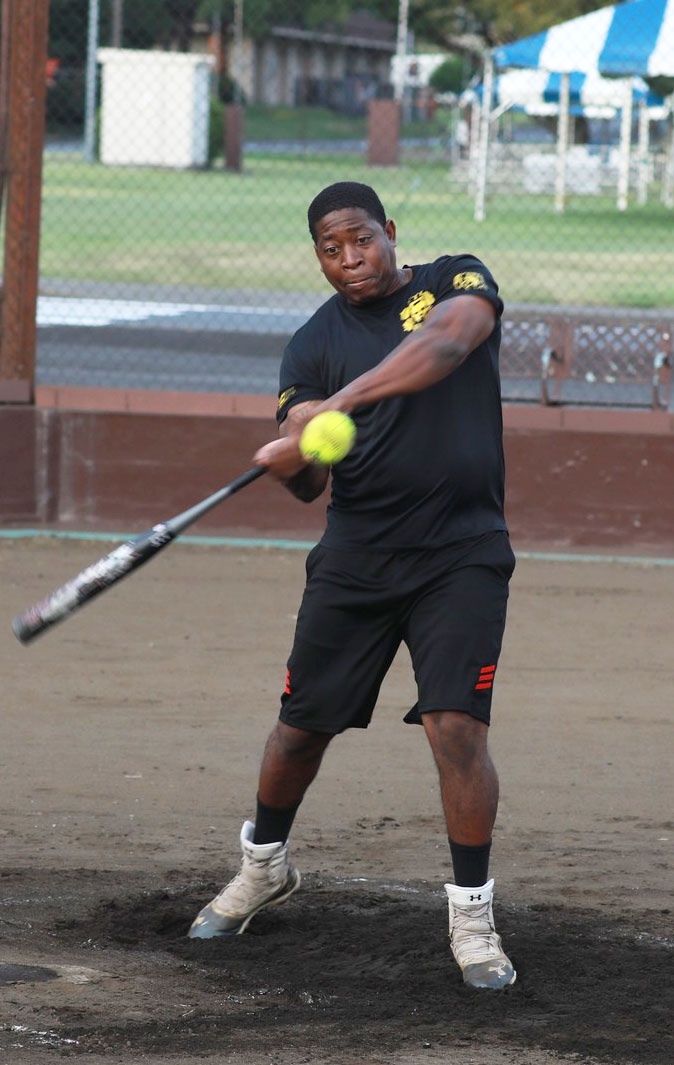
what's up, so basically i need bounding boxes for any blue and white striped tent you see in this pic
[472,0,674,219]
[493,0,674,78]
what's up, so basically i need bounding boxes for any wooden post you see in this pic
[367,99,400,167]
[0,0,11,221]
[0,0,50,404]
[224,102,244,172]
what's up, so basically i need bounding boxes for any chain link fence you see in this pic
[5,1,674,406]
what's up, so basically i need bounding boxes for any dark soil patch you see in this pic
[53,875,673,1063]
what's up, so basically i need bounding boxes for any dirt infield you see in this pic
[1,537,672,1065]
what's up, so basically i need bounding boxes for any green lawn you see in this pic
[212,102,449,145]
[37,152,674,308]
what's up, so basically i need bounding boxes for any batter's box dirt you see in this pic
[40,874,673,1063]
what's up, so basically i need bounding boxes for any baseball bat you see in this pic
[12,466,266,645]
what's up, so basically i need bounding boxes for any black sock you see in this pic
[253,796,300,845]
[449,840,492,888]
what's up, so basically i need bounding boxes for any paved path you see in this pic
[36,293,318,393]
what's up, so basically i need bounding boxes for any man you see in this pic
[189,181,517,990]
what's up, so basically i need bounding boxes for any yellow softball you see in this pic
[299,411,356,466]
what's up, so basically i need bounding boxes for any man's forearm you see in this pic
[335,332,466,413]
[328,296,495,415]
[283,464,329,502]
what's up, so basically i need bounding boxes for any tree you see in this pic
[48,0,183,58]
[366,0,616,58]
[47,0,620,65]
[428,56,468,96]
[197,0,358,39]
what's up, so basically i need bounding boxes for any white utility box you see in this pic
[97,48,213,168]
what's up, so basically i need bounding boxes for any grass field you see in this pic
[38,150,674,308]
[225,102,445,143]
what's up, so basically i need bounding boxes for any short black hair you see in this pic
[307,182,387,241]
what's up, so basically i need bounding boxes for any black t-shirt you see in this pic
[276,254,507,550]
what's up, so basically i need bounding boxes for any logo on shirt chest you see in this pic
[400,290,435,332]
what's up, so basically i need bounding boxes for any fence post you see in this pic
[367,99,400,167]
[0,0,50,404]
[225,103,244,172]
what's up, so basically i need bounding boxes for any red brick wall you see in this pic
[2,392,673,552]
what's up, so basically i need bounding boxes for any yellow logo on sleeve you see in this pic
[400,290,436,332]
[453,271,488,292]
[277,386,297,411]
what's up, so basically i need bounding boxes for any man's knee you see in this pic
[272,720,333,761]
[423,710,488,765]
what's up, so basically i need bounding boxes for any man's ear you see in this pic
[385,219,397,244]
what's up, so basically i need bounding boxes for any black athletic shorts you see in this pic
[279,530,516,734]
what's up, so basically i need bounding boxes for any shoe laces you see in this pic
[450,900,504,965]
[215,850,287,909]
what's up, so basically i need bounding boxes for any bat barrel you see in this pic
[10,466,266,645]
[10,530,169,644]
[12,611,44,644]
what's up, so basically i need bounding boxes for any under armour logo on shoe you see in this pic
[489,963,507,976]
[469,893,482,901]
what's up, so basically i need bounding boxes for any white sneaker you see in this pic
[445,879,516,989]
[188,820,301,938]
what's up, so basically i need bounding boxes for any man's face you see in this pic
[313,208,400,304]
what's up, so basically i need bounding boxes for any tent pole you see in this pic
[636,99,650,205]
[617,79,633,211]
[469,99,480,171]
[555,72,570,213]
[474,53,494,222]
[663,114,674,208]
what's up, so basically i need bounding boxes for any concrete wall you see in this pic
[2,389,673,553]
